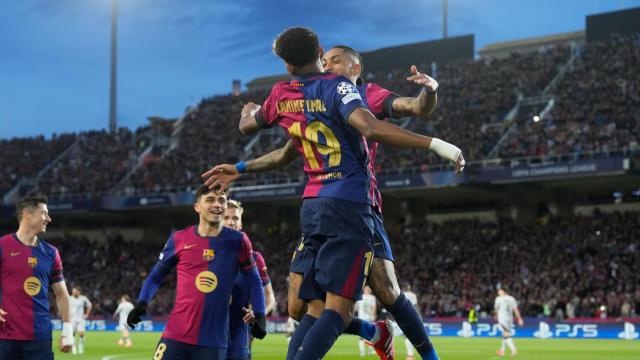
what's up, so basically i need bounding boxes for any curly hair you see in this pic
[273,27,320,67]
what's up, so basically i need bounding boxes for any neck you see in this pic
[293,61,323,76]
[16,225,39,246]
[197,221,223,237]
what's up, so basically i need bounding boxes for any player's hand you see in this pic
[406,65,438,93]
[517,318,524,326]
[455,152,465,176]
[241,102,261,118]
[0,309,7,323]
[127,303,147,329]
[242,307,255,324]
[60,322,73,353]
[250,313,267,339]
[201,164,241,191]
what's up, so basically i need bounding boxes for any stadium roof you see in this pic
[479,31,585,59]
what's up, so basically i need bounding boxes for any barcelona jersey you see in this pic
[256,72,375,206]
[138,226,256,348]
[356,82,399,213]
[0,233,64,341]
[227,251,270,358]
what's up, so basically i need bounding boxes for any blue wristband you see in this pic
[235,161,247,173]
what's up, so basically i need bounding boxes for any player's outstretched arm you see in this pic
[239,102,262,135]
[52,281,73,353]
[201,140,298,191]
[348,107,465,174]
[129,237,178,328]
[391,65,438,119]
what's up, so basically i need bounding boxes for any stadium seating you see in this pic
[2,35,638,199]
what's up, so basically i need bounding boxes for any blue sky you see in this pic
[1,0,639,139]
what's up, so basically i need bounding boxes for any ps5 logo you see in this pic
[618,322,639,340]
[457,321,513,338]
[534,321,553,339]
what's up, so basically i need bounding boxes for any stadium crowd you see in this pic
[45,210,639,320]
[0,134,76,195]
[1,35,638,199]
[498,34,640,159]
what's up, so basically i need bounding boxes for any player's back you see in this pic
[258,73,374,205]
[495,295,516,319]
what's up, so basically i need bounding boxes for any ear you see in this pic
[352,62,362,77]
[194,202,200,214]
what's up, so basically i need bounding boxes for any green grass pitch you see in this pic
[52,332,639,359]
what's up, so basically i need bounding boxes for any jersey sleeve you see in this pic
[366,83,400,119]
[253,251,271,286]
[255,86,280,129]
[327,76,368,124]
[50,247,64,283]
[238,233,256,271]
[114,303,122,316]
[137,234,179,304]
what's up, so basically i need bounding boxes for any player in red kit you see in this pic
[0,195,74,359]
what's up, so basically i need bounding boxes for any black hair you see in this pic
[195,184,226,200]
[273,27,321,67]
[15,194,48,221]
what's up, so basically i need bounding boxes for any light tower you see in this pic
[109,0,118,133]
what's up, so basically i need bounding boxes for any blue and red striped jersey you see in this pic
[256,72,375,206]
[0,233,64,341]
[137,226,262,348]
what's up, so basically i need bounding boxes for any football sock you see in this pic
[506,337,516,352]
[292,309,345,360]
[501,337,507,352]
[286,314,316,360]
[344,317,378,342]
[388,293,438,360]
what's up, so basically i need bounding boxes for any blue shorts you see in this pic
[372,210,394,261]
[290,208,393,273]
[296,197,375,302]
[0,339,53,360]
[154,338,226,360]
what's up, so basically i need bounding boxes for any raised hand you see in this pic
[406,65,439,93]
[201,164,241,191]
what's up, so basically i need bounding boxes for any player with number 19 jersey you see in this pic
[256,72,375,301]
[256,73,375,206]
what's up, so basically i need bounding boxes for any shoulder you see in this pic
[40,240,59,257]
[365,82,389,93]
[253,251,265,263]
[222,228,247,244]
[171,226,196,243]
